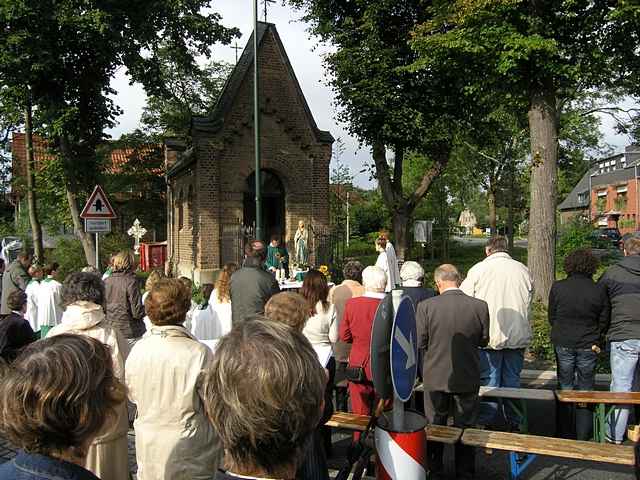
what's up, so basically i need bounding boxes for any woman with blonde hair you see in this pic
[126,278,221,480]
[47,272,129,480]
[0,334,126,480]
[105,249,145,346]
[206,262,238,338]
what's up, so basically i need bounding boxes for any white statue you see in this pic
[294,220,309,266]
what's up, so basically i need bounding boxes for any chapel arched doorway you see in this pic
[243,169,285,242]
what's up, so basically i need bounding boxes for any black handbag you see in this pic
[344,365,366,383]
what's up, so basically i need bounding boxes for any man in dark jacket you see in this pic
[230,240,279,324]
[1,250,32,316]
[599,235,640,443]
[416,264,489,479]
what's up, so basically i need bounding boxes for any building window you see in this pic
[597,189,607,197]
[615,187,628,212]
[577,192,587,204]
[178,189,184,230]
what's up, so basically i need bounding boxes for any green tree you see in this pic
[411,1,640,301]
[288,0,486,259]
[140,47,233,139]
[102,131,167,240]
[0,0,238,264]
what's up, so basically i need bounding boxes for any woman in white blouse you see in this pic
[374,236,398,292]
[202,262,238,339]
[300,269,337,354]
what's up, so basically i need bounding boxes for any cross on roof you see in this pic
[232,42,242,63]
[263,0,275,22]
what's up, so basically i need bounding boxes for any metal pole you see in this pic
[635,163,640,231]
[391,289,405,430]
[95,233,99,270]
[346,191,350,247]
[253,0,263,241]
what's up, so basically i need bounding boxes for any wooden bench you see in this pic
[556,390,640,443]
[325,411,462,444]
[461,428,640,479]
[413,384,555,432]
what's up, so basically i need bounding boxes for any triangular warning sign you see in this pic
[80,185,117,219]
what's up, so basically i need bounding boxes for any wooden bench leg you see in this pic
[635,443,640,480]
[509,452,537,480]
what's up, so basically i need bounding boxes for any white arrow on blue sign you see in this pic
[390,295,418,402]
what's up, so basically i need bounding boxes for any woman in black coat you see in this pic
[0,290,36,364]
[548,248,607,440]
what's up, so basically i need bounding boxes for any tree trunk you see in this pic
[527,88,558,304]
[488,188,497,235]
[24,102,44,262]
[371,140,450,264]
[392,209,409,261]
[59,135,96,266]
[507,168,515,253]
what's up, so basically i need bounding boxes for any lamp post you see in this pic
[253,0,263,241]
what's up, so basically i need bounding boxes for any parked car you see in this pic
[592,227,622,248]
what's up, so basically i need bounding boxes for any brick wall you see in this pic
[590,179,640,233]
[167,26,333,278]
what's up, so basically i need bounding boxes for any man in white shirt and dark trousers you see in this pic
[460,236,533,430]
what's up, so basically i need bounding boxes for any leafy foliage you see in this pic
[287,0,493,256]
[140,47,233,139]
[556,216,594,267]
[0,0,239,262]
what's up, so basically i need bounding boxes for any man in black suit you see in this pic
[416,264,490,479]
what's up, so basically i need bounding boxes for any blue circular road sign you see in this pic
[390,296,418,402]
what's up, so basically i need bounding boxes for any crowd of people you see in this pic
[0,232,639,480]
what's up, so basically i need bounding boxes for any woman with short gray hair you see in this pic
[204,319,326,480]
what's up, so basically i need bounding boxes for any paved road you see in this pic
[454,235,529,249]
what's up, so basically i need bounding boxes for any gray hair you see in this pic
[342,260,364,283]
[433,264,461,285]
[203,320,325,475]
[400,261,424,283]
[486,236,508,254]
[62,272,105,307]
[362,266,387,292]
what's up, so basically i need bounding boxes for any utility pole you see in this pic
[346,191,350,247]
[253,0,262,241]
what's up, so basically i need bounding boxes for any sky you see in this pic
[107,0,373,187]
[107,0,635,190]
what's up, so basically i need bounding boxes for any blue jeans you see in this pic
[555,346,597,390]
[608,340,640,442]
[477,348,524,426]
[555,346,597,440]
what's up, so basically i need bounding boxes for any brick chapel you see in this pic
[166,22,334,283]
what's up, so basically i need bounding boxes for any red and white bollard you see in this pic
[375,410,427,480]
